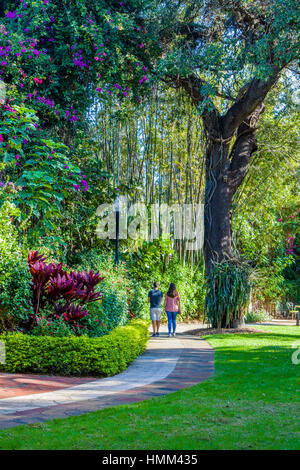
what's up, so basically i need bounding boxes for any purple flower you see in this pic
[6,11,16,19]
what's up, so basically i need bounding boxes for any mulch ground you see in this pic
[185,327,269,336]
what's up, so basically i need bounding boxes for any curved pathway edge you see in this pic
[0,325,214,429]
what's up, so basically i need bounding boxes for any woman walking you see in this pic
[164,283,181,337]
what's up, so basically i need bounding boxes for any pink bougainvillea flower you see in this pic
[6,11,16,19]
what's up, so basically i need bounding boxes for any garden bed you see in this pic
[185,327,271,336]
[0,320,149,377]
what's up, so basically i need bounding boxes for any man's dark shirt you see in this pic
[148,289,163,308]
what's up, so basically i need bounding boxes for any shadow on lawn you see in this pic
[199,332,299,367]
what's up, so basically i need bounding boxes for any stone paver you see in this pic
[0,374,96,399]
[0,323,214,429]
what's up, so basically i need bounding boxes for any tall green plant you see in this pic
[205,260,251,328]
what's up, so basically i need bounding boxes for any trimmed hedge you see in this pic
[0,320,149,377]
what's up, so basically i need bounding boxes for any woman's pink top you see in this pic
[165,293,180,312]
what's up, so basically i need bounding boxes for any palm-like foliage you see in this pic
[27,251,104,333]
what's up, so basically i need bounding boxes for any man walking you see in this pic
[148,281,163,337]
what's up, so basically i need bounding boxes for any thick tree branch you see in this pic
[221,67,280,138]
[227,103,265,195]
[159,22,221,44]
[177,74,221,138]
[218,0,269,32]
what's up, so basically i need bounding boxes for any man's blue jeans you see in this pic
[166,311,178,333]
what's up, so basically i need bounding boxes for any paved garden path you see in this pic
[0,323,214,429]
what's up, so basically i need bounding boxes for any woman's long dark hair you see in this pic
[166,283,178,298]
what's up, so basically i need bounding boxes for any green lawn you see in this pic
[0,325,299,450]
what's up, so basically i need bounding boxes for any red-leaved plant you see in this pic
[27,250,104,333]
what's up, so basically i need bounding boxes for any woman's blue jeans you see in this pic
[166,311,178,333]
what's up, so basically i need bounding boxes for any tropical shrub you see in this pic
[30,316,75,338]
[26,250,104,335]
[245,310,272,324]
[0,320,149,377]
[75,249,148,320]
[0,201,33,331]
[124,238,175,282]
[205,260,251,328]
[82,282,129,337]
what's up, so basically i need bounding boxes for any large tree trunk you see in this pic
[202,105,265,327]
[178,73,279,327]
[203,142,233,273]
[203,103,265,275]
